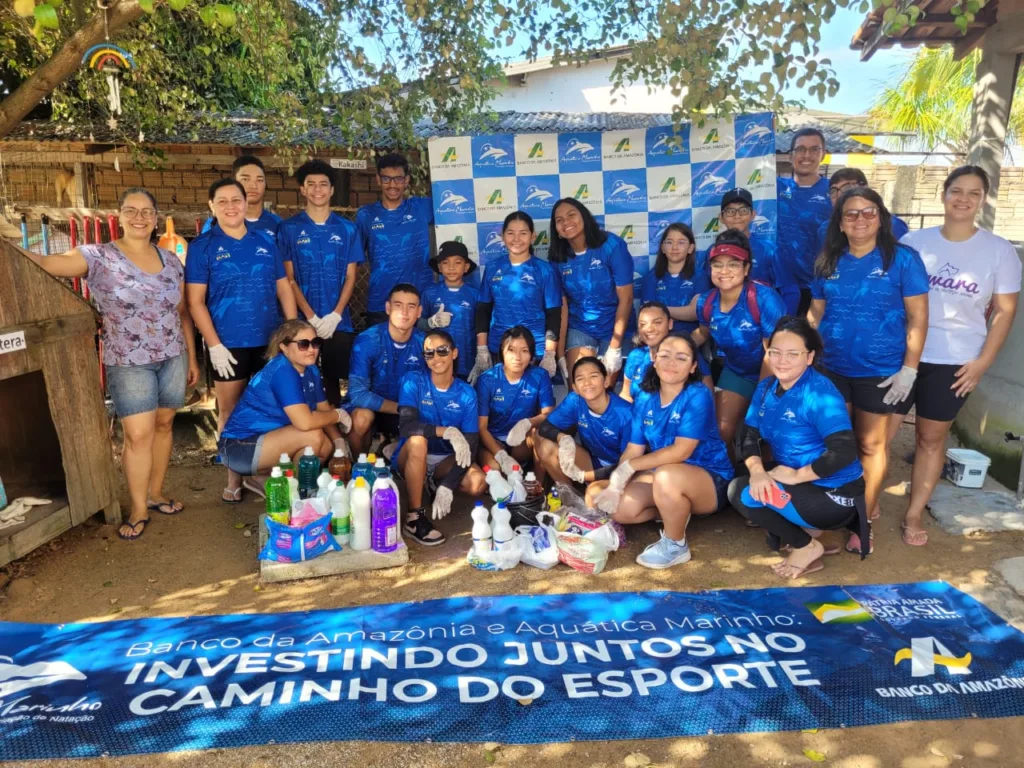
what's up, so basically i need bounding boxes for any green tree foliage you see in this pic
[868,46,1024,154]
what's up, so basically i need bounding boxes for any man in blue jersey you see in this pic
[345,283,427,455]
[280,160,363,406]
[201,155,282,238]
[814,168,910,256]
[355,153,435,326]
[777,128,832,315]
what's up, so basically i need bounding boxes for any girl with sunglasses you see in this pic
[475,326,555,478]
[396,330,486,545]
[809,186,929,553]
[219,319,351,482]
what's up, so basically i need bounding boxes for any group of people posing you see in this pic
[28,129,1020,580]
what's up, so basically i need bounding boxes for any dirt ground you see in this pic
[3,419,1024,768]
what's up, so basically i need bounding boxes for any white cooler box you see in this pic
[943,448,992,489]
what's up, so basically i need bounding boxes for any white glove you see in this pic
[540,349,557,377]
[601,345,623,374]
[428,303,452,329]
[505,417,533,447]
[432,485,454,520]
[335,408,352,434]
[468,345,491,385]
[879,365,918,405]
[208,344,238,379]
[316,312,342,339]
[557,356,569,381]
[308,314,322,332]
[333,437,349,455]
[608,459,636,492]
[557,434,585,482]
[595,487,622,515]
[443,426,472,468]
[494,449,517,476]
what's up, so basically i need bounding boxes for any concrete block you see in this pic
[994,557,1024,598]
[927,483,1024,535]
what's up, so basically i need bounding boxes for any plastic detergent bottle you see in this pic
[278,452,295,475]
[297,446,320,499]
[283,469,299,505]
[351,453,372,484]
[349,477,372,551]
[329,475,351,543]
[470,501,492,556]
[328,448,352,483]
[508,464,527,503]
[547,488,562,513]
[264,467,290,525]
[490,502,513,551]
[523,471,544,501]
[371,475,399,553]
[157,216,188,264]
[315,471,334,501]
[482,465,514,503]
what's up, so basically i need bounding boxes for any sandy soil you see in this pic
[2,421,1024,767]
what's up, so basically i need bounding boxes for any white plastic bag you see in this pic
[555,530,609,574]
[467,536,522,571]
[515,512,560,570]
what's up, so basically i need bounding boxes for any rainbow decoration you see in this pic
[81,44,135,72]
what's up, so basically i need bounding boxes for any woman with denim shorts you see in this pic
[26,188,200,540]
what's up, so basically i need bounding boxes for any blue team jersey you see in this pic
[546,391,633,469]
[557,232,635,341]
[222,355,325,440]
[278,211,364,331]
[640,269,698,334]
[184,227,286,348]
[777,177,832,289]
[623,347,652,400]
[815,215,910,259]
[696,282,785,381]
[396,370,479,455]
[746,368,863,488]
[475,364,555,441]
[695,235,788,294]
[355,197,435,313]
[202,209,282,239]
[346,323,427,411]
[479,255,562,356]
[422,282,479,377]
[811,244,929,378]
[629,385,734,480]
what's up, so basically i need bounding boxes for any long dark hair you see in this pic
[768,315,824,368]
[502,210,536,255]
[498,325,537,363]
[640,335,702,392]
[944,165,990,195]
[548,198,606,264]
[816,186,897,278]
[654,222,696,279]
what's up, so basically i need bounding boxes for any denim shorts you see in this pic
[219,435,266,476]
[105,353,187,418]
[565,328,633,358]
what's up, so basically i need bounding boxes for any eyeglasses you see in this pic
[842,206,879,222]
[287,338,323,351]
[423,345,452,359]
[767,349,807,362]
[710,260,745,272]
[121,207,157,219]
[792,146,823,157]
[721,206,752,218]
[829,183,856,200]
[380,174,408,185]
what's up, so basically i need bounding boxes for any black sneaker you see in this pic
[404,509,446,546]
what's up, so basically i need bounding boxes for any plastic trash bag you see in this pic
[555,529,609,574]
[515,512,560,569]
[467,536,523,571]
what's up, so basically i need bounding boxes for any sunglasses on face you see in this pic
[423,345,452,359]
[842,206,879,222]
[287,338,323,351]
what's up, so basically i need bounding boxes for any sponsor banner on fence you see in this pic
[428,113,777,270]
[2,581,1023,760]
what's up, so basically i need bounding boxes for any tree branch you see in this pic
[0,0,144,139]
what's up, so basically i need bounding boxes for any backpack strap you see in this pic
[745,281,761,326]
[701,288,719,325]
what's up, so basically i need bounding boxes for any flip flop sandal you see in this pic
[900,523,929,546]
[118,518,150,540]
[242,478,266,500]
[781,543,841,556]
[221,487,242,504]
[774,557,824,580]
[147,499,184,515]
[845,531,875,555]
[404,513,446,547]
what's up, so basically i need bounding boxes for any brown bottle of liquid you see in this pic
[328,448,352,484]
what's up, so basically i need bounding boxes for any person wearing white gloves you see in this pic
[186,178,297,504]
[395,330,486,545]
[420,241,478,380]
[219,319,351,494]
[591,336,734,570]
[474,326,555,479]
[279,160,363,406]
[808,185,929,552]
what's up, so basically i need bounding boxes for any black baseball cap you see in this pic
[429,240,477,274]
[720,188,754,210]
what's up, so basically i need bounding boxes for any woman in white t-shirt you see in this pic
[896,166,1020,546]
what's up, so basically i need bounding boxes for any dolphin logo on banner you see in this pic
[564,138,596,156]
[438,190,470,208]
[0,656,87,697]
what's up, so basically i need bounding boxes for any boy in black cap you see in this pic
[420,241,479,379]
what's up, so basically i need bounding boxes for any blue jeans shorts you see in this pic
[105,353,187,418]
[565,328,633,358]
[219,434,266,476]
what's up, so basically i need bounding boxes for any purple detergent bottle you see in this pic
[371,476,399,552]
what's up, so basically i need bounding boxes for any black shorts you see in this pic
[211,345,266,383]
[796,287,814,317]
[822,368,896,415]
[375,412,401,437]
[319,331,355,406]
[895,362,969,422]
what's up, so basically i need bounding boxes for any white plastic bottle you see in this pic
[349,477,372,551]
[329,477,351,544]
[491,502,514,551]
[482,465,514,503]
[470,501,492,556]
[508,464,527,503]
[315,471,334,502]
[284,469,299,506]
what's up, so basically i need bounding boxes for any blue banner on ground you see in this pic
[2,581,1024,760]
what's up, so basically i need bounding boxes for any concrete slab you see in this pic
[258,514,409,583]
[994,557,1024,599]
[927,483,1024,535]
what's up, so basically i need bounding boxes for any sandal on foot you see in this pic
[222,487,242,504]
[782,542,841,556]
[404,512,446,546]
[118,517,150,540]
[845,531,874,555]
[242,478,266,500]
[148,499,184,515]
[773,557,824,580]
[901,523,929,546]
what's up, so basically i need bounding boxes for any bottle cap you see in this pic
[355,477,368,487]
[333,449,344,457]
[367,453,377,463]
[482,465,491,473]
[357,453,368,462]
[525,472,537,481]
[374,458,385,467]
[304,446,315,455]
[474,500,483,507]
[512,464,521,471]
[285,470,294,477]
[497,501,507,509]
[332,474,341,480]
[271,466,282,477]
[279,453,290,463]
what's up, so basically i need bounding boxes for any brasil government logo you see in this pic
[805,598,873,624]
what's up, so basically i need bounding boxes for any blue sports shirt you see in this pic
[202,209,282,239]
[696,282,786,381]
[422,282,479,378]
[546,391,633,469]
[396,370,479,455]
[777,176,832,289]
[815,215,910,260]
[640,269,699,335]
[478,255,562,356]
[475,364,555,442]
[222,355,325,440]
[346,323,427,411]
[557,232,635,341]
[355,197,435,313]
